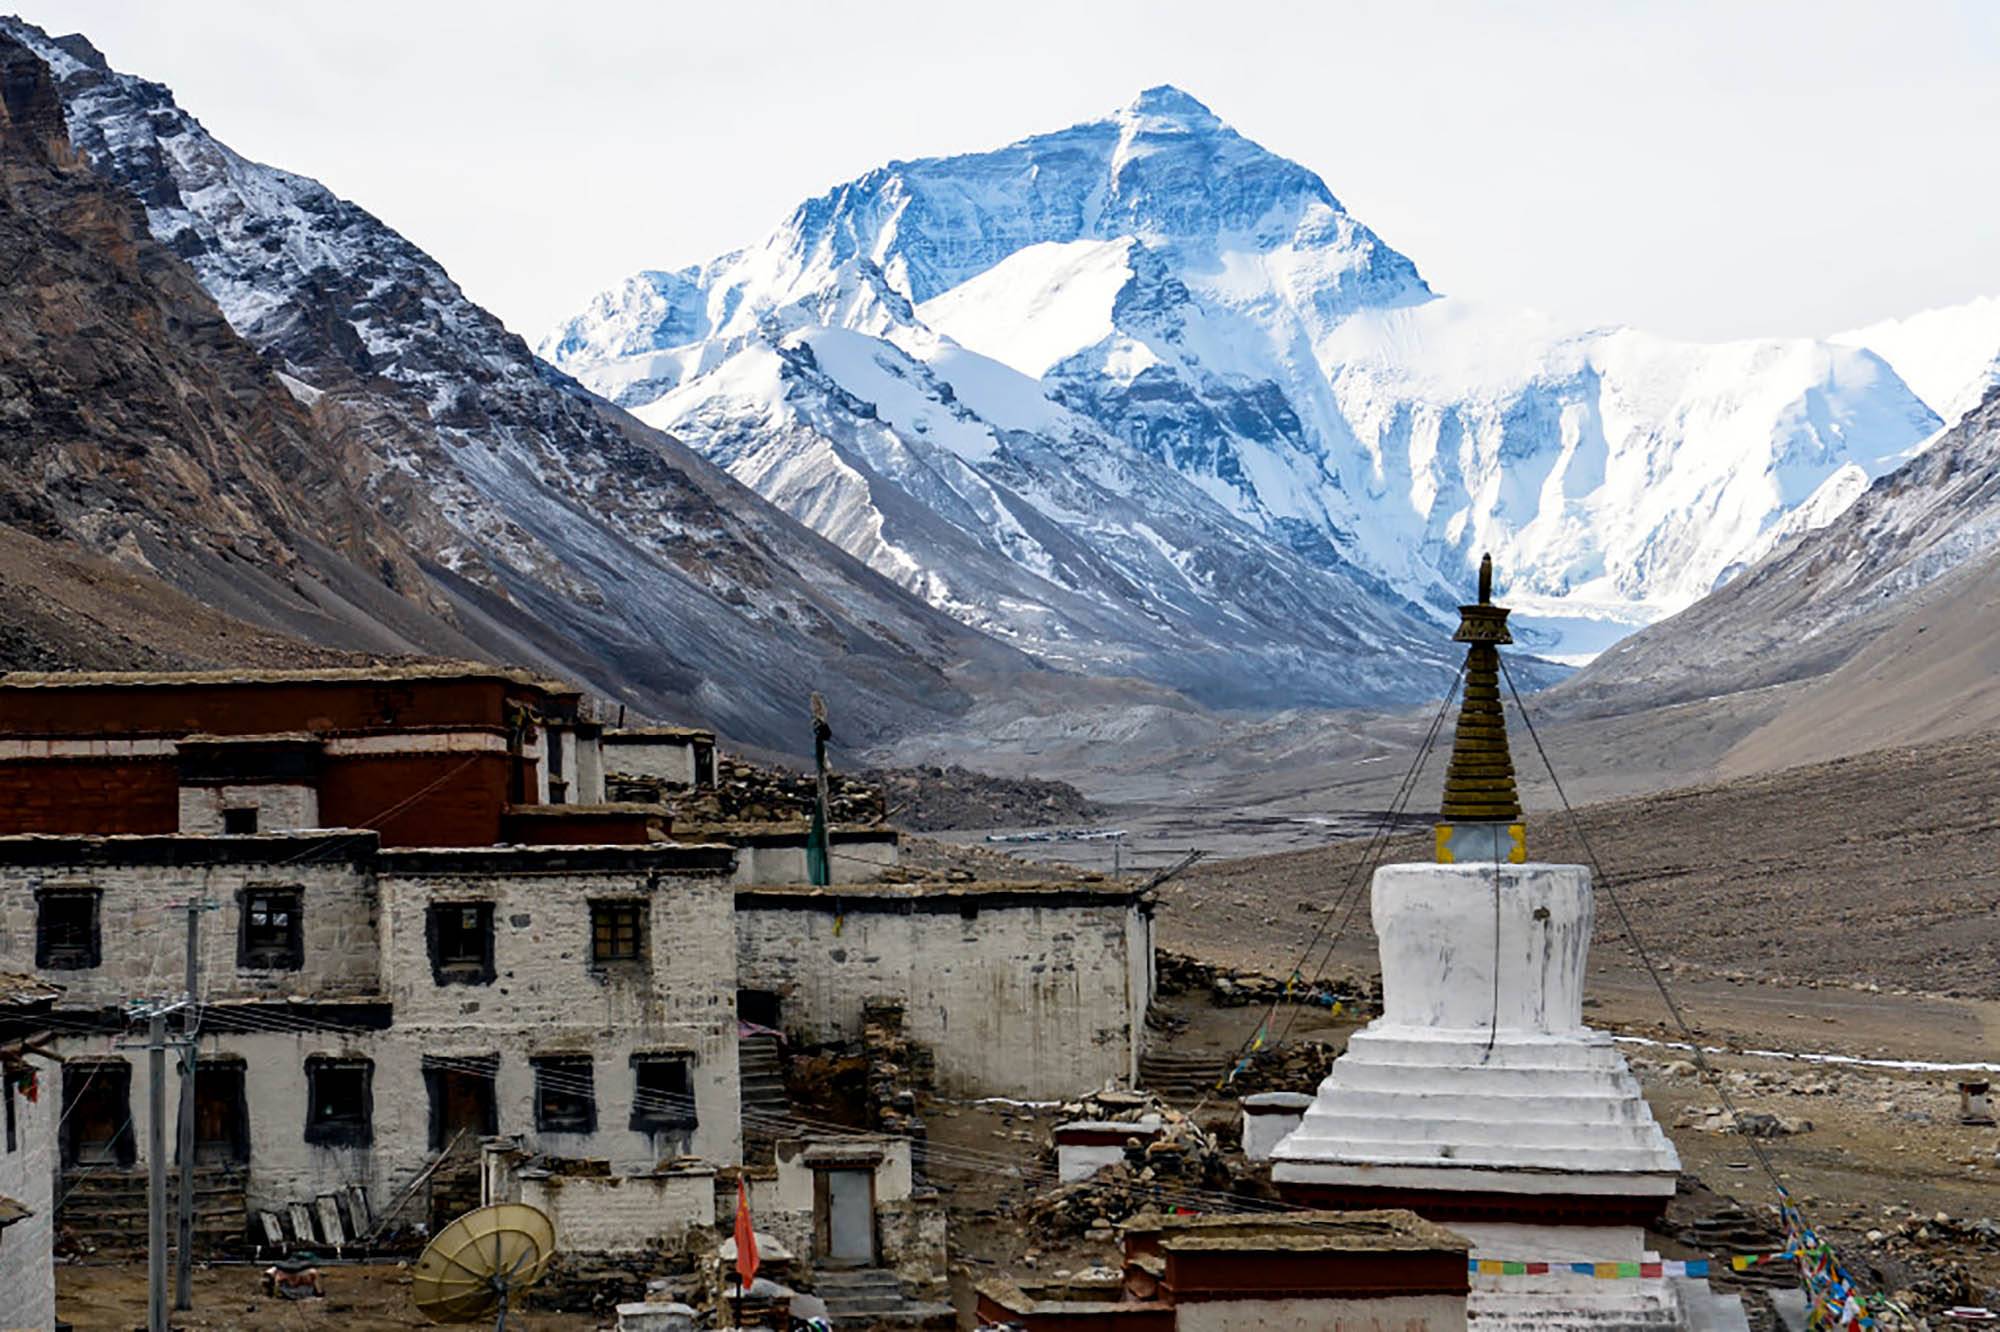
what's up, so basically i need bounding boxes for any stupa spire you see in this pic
[1435,554,1525,863]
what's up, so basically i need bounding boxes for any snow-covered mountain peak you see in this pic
[545,87,1952,695]
[1117,83,1223,128]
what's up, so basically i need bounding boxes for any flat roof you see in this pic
[0,662,579,695]
[737,878,1149,909]
[601,725,716,742]
[0,972,63,1006]
[1143,1209,1468,1255]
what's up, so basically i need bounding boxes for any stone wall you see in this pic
[737,886,1153,1099]
[11,839,745,1221]
[178,781,320,834]
[379,847,744,1169]
[0,1056,56,1331]
[0,835,381,1006]
[513,1162,716,1256]
[730,830,898,886]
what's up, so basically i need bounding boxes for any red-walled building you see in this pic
[0,664,642,847]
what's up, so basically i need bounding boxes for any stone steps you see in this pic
[1138,1049,1227,1098]
[60,1168,246,1252]
[739,1034,792,1159]
[1292,1109,1678,1149]
[810,1268,953,1327]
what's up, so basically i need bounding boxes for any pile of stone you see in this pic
[1020,1090,1241,1244]
[1154,950,1373,1012]
[858,763,1105,832]
[863,997,933,1142]
[1225,1039,1341,1097]
[613,753,887,826]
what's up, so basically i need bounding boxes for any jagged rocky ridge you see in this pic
[547,86,1946,689]
[0,18,1010,750]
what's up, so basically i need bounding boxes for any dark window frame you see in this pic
[36,886,101,971]
[426,901,496,986]
[222,807,260,835]
[589,900,645,967]
[237,886,304,972]
[303,1056,373,1148]
[629,1052,698,1135]
[531,1055,597,1135]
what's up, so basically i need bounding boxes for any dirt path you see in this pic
[55,1261,599,1331]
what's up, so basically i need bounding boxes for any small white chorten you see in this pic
[1270,556,1748,1331]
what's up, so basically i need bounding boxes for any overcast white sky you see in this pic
[15,0,1999,345]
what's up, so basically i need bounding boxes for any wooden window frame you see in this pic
[426,901,496,986]
[531,1055,596,1135]
[303,1056,373,1148]
[629,1052,697,1134]
[36,886,101,971]
[589,900,645,967]
[238,886,304,972]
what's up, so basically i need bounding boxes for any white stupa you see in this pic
[1270,557,1749,1331]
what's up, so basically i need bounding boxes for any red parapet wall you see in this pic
[0,759,180,834]
[0,675,560,738]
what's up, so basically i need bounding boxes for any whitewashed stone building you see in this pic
[0,974,60,1331]
[0,665,1157,1261]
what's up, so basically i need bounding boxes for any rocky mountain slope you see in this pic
[1555,387,2000,770]
[548,87,1941,691]
[1,18,1012,750]
[0,30,483,668]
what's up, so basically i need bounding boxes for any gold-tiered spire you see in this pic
[1432,556,1520,868]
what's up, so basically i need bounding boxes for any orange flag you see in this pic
[734,1176,760,1291]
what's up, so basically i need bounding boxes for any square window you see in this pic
[629,1054,697,1135]
[223,807,259,835]
[304,1057,372,1147]
[37,890,100,970]
[532,1056,596,1134]
[590,901,644,965]
[427,902,495,985]
[239,888,303,971]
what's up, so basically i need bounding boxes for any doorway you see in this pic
[815,1167,876,1267]
[189,1060,249,1165]
[61,1061,134,1168]
[423,1055,498,1151]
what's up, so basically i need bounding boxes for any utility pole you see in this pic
[147,1007,168,1332]
[808,692,833,887]
[175,901,209,1311]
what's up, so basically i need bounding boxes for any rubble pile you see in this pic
[609,754,887,825]
[859,763,1105,832]
[1849,1207,1996,1317]
[1155,949,1374,1012]
[1020,1091,1246,1245]
[864,997,933,1142]
[1226,1039,1341,1097]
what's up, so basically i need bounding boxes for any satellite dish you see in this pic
[411,1202,557,1330]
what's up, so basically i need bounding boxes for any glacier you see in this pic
[546,85,1946,693]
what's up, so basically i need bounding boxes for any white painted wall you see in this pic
[600,736,698,787]
[517,1165,715,1255]
[732,835,897,886]
[737,893,1148,1098]
[1173,1293,1466,1331]
[379,857,742,1169]
[0,1061,56,1332]
[0,851,380,1007]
